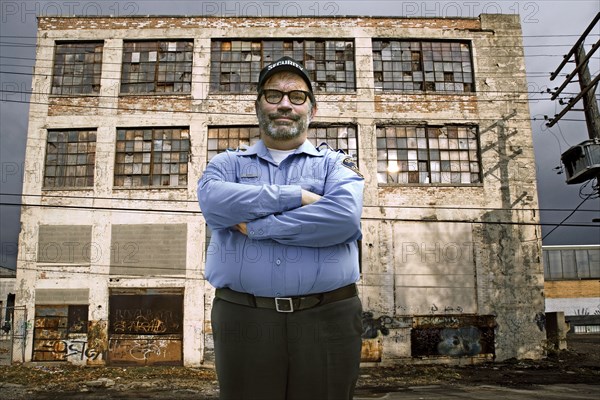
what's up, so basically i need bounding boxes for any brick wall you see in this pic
[545,280,600,299]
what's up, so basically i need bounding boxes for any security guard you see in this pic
[198,56,364,400]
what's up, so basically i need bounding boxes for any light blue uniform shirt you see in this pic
[197,139,364,297]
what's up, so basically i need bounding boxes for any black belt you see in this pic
[215,283,358,313]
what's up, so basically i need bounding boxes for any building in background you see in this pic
[13,14,544,366]
[543,245,600,333]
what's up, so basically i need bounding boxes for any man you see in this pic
[198,56,364,400]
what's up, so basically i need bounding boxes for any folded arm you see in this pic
[198,152,302,230]
[244,155,364,247]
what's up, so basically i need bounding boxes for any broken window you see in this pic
[210,39,355,93]
[308,124,359,161]
[376,125,481,185]
[114,127,190,187]
[121,40,193,94]
[207,126,261,162]
[372,40,474,93]
[51,41,103,95]
[44,129,97,188]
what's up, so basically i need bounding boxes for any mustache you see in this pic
[268,112,300,121]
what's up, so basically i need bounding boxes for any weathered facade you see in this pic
[14,14,545,366]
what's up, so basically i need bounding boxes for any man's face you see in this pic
[256,72,316,142]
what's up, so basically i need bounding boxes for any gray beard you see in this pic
[258,111,310,141]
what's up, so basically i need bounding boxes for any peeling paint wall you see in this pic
[15,14,544,366]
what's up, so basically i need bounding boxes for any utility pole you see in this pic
[574,43,600,140]
[547,12,600,184]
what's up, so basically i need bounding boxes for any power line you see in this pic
[542,192,596,240]
[3,191,598,214]
[2,201,598,229]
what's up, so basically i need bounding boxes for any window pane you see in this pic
[210,39,355,93]
[121,40,193,94]
[376,124,480,185]
[372,39,473,93]
[114,127,190,187]
[52,42,103,95]
[44,129,96,188]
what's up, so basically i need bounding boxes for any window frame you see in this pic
[376,124,482,186]
[43,128,97,189]
[120,39,194,95]
[210,38,356,93]
[372,39,475,94]
[51,41,104,96]
[114,127,190,188]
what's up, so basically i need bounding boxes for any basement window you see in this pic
[376,125,481,185]
[114,127,190,187]
[206,124,358,162]
[372,40,474,93]
[44,129,97,188]
[51,41,103,95]
[210,39,355,93]
[120,40,193,94]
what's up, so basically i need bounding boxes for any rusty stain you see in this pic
[361,338,383,362]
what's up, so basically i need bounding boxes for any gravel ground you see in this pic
[0,334,598,399]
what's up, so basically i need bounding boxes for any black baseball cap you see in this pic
[257,56,313,93]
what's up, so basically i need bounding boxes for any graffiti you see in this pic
[418,315,460,328]
[108,337,182,364]
[429,304,465,314]
[113,316,167,334]
[111,308,180,334]
[437,327,482,357]
[129,340,167,361]
[35,339,101,361]
[361,312,393,339]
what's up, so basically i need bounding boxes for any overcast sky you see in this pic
[1,0,599,269]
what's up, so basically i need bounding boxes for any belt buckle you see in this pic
[275,297,294,313]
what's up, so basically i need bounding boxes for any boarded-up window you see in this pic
[114,127,190,187]
[51,41,103,95]
[32,305,90,361]
[44,129,96,188]
[121,40,193,94]
[108,291,183,366]
[372,40,474,93]
[37,225,93,264]
[376,125,481,185]
[110,224,187,276]
[210,39,355,92]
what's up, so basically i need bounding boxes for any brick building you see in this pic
[14,14,545,366]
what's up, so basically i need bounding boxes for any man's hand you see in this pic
[301,189,322,206]
[232,190,319,235]
[234,222,248,235]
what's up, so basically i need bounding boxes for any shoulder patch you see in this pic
[342,156,363,178]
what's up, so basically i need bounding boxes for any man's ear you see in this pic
[311,103,318,118]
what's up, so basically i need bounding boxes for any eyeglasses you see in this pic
[260,89,312,105]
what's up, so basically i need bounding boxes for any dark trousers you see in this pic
[211,295,363,400]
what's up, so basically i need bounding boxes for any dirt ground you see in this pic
[0,334,598,399]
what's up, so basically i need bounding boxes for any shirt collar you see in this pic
[238,139,323,160]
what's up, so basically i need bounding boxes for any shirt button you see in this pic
[276,292,281,297]
[275,259,281,266]
[249,231,255,235]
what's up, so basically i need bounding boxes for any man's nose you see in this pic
[277,94,293,110]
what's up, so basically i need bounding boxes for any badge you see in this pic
[342,156,363,178]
